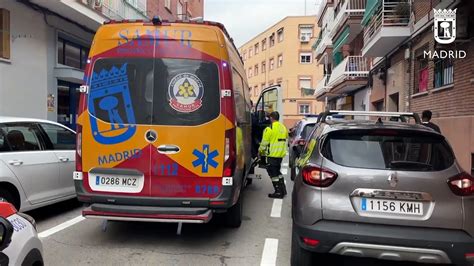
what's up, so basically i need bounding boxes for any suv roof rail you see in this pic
[317,110,421,124]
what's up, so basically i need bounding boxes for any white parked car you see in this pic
[0,200,43,265]
[0,116,76,211]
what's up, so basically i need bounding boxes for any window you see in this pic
[254,43,259,54]
[261,61,266,73]
[232,69,250,123]
[277,28,284,42]
[90,58,220,126]
[254,85,259,97]
[299,104,311,115]
[277,54,283,68]
[165,0,171,10]
[299,25,313,42]
[249,48,253,57]
[299,77,312,96]
[262,39,267,51]
[269,58,275,70]
[416,57,429,93]
[243,51,247,60]
[434,58,453,88]
[0,9,10,59]
[300,52,312,64]
[321,130,455,171]
[177,1,183,19]
[0,123,43,152]
[40,123,76,150]
[248,67,252,78]
[269,33,275,47]
[57,37,90,70]
[254,64,259,76]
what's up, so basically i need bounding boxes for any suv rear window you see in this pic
[322,129,455,171]
[89,58,220,126]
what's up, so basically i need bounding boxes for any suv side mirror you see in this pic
[0,217,14,251]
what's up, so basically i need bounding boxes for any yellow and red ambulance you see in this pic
[74,18,252,227]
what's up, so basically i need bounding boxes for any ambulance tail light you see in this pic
[223,128,236,177]
[76,125,82,172]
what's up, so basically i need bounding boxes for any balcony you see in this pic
[362,0,411,57]
[314,31,332,59]
[327,56,369,94]
[329,0,366,40]
[101,0,148,20]
[314,75,332,99]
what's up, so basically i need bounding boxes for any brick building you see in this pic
[315,0,474,173]
[147,0,204,20]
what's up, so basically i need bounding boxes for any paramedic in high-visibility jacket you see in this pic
[259,111,288,198]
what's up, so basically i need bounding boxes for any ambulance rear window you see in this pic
[89,58,220,126]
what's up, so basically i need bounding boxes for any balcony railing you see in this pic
[327,56,370,87]
[363,1,411,45]
[330,0,366,38]
[314,74,332,98]
[314,31,332,57]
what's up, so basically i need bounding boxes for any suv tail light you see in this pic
[76,125,83,172]
[447,172,474,196]
[302,164,337,187]
[223,128,236,177]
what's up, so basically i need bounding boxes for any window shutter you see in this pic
[0,9,10,59]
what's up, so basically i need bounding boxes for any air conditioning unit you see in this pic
[300,35,309,42]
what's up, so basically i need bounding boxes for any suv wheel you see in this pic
[223,192,243,228]
[291,227,313,266]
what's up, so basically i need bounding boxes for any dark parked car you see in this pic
[291,111,474,266]
[288,117,318,181]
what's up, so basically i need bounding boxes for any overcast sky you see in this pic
[204,0,321,48]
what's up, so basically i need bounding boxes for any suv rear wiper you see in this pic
[389,161,433,170]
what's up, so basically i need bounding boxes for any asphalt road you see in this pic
[26,156,445,266]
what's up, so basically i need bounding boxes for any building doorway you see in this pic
[57,80,80,130]
[388,93,399,112]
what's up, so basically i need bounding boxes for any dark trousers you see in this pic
[266,157,283,178]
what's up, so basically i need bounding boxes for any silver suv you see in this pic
[291,111,474,266]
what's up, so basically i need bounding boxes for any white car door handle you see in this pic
[8,160,23,166]
[59,157,70,162]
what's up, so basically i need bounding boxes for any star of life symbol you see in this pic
[434,9,457,44]
[192,145,219,173]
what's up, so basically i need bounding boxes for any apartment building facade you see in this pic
[147,0,203,20]
[239,16,324,127]
[0,0,202,130]
[314,0,474,173]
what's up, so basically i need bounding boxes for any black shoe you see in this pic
[268,181,285,198]
[268,192,284,198]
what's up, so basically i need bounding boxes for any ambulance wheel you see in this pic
[224,193,243,228]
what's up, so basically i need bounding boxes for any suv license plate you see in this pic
[361,198,423,216]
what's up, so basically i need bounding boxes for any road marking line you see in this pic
[260,238,279,266]
[282,163,288,167]
[281,168,288,175]
[38,215,85,238]
[270,199,283,218]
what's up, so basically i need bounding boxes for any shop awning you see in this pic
[361,0,382,26]
[332,26,350,53]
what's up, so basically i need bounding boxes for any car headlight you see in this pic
[17,212,36,231]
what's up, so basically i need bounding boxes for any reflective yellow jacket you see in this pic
[259,121,288,158]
